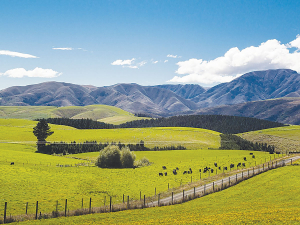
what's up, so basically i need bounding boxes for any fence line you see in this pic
[1,155,299,224]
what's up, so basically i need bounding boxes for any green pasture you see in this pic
[240,125,300,152]
[0,105,149,125]
[0,119,221,149]
[18,164,300,224]
[0,141,272,217]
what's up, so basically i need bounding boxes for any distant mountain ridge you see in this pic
[1,69,300,123]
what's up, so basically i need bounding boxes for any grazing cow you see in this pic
[188,171,191,174]
[224,166,228,171]
[242,163,245,167]
[176,167,179,170]
[173,169,177,175]
[218,166,221,170]
[230,164,234,169]
[252,155,255,159]
[214,162,218,167]
[189,168,193,174]
[211,169,214,173]
[164,172,167,176]
[159,173,163,176]
[199,169,202,172]
[237,163,241,167]
[10,162,14,165]
[250,153,253,155]
[244,157,247,161]
[183,171,188,174]
[162,166,167,170]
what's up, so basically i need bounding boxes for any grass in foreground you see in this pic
[15,164,300,224]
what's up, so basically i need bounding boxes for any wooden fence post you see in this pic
[140,191,141,201]
[155,187,156,196]
[144,195,146,208]
[222,179,223,189]
[204,184,206,195]
[291,159,293,165]
[229,177,230,186]
[109,196,112,212]
[81,198,83,209]
[158,194,160,206]
[194,187,196,197]
[4,202,7,224]
[236,174,237,183]
[127,196,129,209]
[89,198,92,213]
[183,190,185,202]
[36,201,39,219]
[248,169,249,177]
[123,194,124,203]
[64,199,67,217]
[26,202,28,214]
[168,183,169,190]
[213,182,215,191]
[253,167,254,175]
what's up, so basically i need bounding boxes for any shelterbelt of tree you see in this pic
[42,115,285,134]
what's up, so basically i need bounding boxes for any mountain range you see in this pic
[1,69,300,124]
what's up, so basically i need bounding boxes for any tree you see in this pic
[96,145,122,168]
[121,147,136,168]
[33,119,54,152]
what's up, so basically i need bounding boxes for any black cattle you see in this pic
[214,162,217,167]
[183,171,188,174]
[10,162,14,165]
[230,164,234,169]
[199,169,202,172]
[224,166,228,171]
[243,157,247,161]
[159,173,163,176]
[250,153,253,155]
[176,167,179,170]
[242,163,245,167]
[218,166,221,170]
[252,155,255,158]
[162,166,167,170]
[189,168,193,174]
[164,172,167,176]
[173,169,177,175]
[211,169,214,173]
[237,163,241,167]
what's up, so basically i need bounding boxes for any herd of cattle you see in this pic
[158,153,255,176]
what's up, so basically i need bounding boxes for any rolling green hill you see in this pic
[239,125,300,153]
[0,105,149,125]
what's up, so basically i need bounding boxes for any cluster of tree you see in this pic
[219,134,275,153]
[36,118,114,129]
[36,139,187,155]
[39,115,284,134]
[134,113,154,118]
[118,115,285,134]
[96,145,137,168]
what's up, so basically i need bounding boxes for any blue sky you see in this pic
[1,0,300,90]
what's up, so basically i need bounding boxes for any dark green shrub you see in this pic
[121,147,136,168]
[96,145,122,168]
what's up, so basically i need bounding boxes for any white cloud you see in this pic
[167,54,178,58]
[111,58,135,66]
[164,60,168,63]
[169,36,300,84]
[153,61,158,64]
[52,47,73,50]
[138,61,147,67]
[0,50,38,58]
[127,65,138,69]
[0,67,62,78]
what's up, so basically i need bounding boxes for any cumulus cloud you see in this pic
[169,36,300,84]
[138,61,147,67]
[153,61,158,64]
[164,60,168,63]
[0,50,38,58]
[52,47,73,50]
[0,67,62,78]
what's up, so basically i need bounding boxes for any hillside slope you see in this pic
[183,97,300,125]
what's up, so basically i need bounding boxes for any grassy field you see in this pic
[15,164,300,224]
[240,125,300,153]
[0,119,275,217]
[0,119,221,149]
[0,105,149,125]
